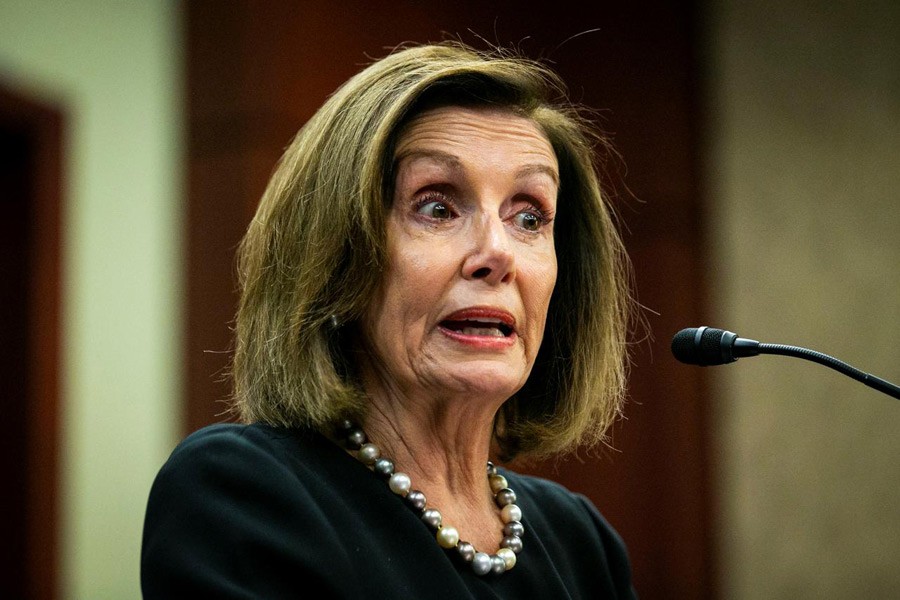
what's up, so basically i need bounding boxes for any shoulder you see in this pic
[500,468,636,598]
[149,423,313,502]
[501,468,613,532]
[164,421,301,463]
[144,421,354,531]
[142,423,359,597]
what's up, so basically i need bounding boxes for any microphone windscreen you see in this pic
[671,327,728,366]
[671,328,701,364]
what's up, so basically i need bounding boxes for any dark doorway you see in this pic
[0,84,64,600]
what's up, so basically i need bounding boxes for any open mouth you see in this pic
[439,319,514,338]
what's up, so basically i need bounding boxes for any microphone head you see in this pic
[671,326,737,366]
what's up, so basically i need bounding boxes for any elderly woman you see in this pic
[142,42,636,598]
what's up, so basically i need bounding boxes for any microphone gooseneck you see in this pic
[671,326,900,400]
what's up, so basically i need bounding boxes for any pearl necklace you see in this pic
[337,420,525,576]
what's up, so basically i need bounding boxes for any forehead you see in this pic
[394,106,558,175]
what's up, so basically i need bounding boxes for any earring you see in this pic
[329,314,341,329]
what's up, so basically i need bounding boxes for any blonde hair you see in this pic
[232,42,631,459]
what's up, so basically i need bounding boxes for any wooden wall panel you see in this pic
[185,1,713,596]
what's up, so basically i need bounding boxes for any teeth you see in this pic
[461,327,505,337]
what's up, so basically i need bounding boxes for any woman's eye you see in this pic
[513,210,545,231]
[417,200,454,220]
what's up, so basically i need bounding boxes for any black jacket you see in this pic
[141,423,636,599]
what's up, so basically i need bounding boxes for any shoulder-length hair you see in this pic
[232,42,632,460]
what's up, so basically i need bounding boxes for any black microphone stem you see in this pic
[758,343,900,400]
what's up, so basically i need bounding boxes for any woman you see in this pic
[142,42,636,598]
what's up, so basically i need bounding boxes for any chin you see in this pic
[438,361,527,400]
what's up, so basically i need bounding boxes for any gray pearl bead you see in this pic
[495,488,516,506]
[421,508,442,529]
[457,541,475,562]
[373,458,395,478]
[346,429,366,449]
[491,555,506,574]
[503,520,525,538]
[471,552,492,576]
[500,535,523,554]
[404,490,426,511]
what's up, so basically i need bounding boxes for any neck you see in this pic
[357,375,508,550]
[334,417,525,573]
[363,393,496,497]
[357,352,509,484]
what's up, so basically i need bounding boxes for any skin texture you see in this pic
[358,106,559,550]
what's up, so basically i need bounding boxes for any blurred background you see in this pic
[1,1,897,598]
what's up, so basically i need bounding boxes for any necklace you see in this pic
[336,419,525,576]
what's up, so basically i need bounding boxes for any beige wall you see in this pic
[706,1,900,598]
[0,1,183,598]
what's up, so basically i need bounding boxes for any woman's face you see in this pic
[360,105,558,404]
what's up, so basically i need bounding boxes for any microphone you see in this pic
[671,326,900,400]
[671,326,760,366]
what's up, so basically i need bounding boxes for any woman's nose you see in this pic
[461,213,516,285]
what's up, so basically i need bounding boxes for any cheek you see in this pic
[522,252,558,335]
[531,245,558,304]
[372,241,450,338]
[360,277,415,374]
[390,245,441,305]
[359,219,450,368]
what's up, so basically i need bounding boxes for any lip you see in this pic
[437,306,518,349]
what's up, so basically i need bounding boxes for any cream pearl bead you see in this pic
[489,474,508,494]
[358,443,380,465]
[436,525,459,548]
[497,547,517,570]
[500,503,522,523]
[388,472,411,496]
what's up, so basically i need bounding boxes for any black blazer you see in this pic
[141,423,637,599]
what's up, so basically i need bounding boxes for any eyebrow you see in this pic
[395,149,462,172]
[395,149,559,187]
[515,163,560,187]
